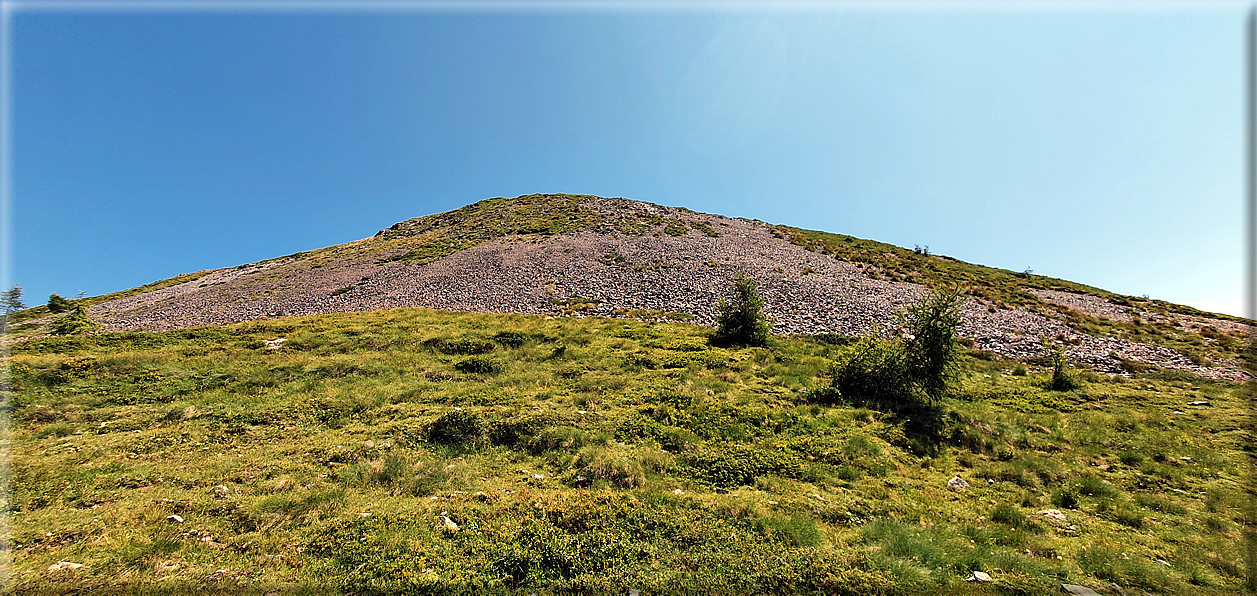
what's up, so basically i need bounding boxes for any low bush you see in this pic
[428,410,485,445]
[711,273,771,348]
[455,356,503,375]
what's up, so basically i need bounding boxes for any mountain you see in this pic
[20,193,1253,380]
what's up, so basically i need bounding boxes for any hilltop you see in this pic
[5,194,1253,593]
[14,193,1252,380]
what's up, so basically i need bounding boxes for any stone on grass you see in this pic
[440,515,460,531]
[263,338,286,350]
[1187,401,1209,406]
[948,476,970,490]
[48,561,84,571]
[1060,584,1101,596]
[965,571,992,582]
[166,514,184,523]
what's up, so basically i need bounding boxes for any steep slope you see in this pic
[25,194,1252,380]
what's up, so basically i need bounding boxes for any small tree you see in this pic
[828,288,967,409]
[1048,346,1079,391]
[712,272,772,348]
[50,304,99,336]
[1,284,25,333]
[899,288,966,403]
[47,292,75,314]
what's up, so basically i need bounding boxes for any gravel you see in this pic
[83,198,1249,382]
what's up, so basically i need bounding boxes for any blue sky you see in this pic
[7,3,1250,317]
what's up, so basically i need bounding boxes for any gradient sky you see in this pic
[7,2,1251,317]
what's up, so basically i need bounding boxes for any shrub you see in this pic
[492,331,530,348]
[829,337,911,407]
[711,273,771,348]
[428,410,484,445]
[47,292,75,314]
[426,337,497,355]
[899,288,966,403]
[455,356,503,375]
[1048,346,1079,391]
[49,305,99,336]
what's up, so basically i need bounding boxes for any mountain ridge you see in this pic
[15,193,1252,381]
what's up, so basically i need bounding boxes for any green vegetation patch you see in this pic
[5,305,1250,593]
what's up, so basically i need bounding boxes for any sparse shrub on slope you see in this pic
[711,272,772,348]
[46,292,74,314]
[826,289,967,409]
[49,305,99,336]
[428,410,484,445]
[899,288,966,403]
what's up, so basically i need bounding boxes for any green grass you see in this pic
[5,304,1251,592]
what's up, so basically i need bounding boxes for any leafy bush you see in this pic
[492,331,530,348]
[829,337,911,408]
[1048,346,1079,391]
[49,305,99,336]
[425,337,497,355]
[428,410,485,445]
[826,289,966,409]
[711,273,771,348]
[899,288,966,403]
[455,356,503,375]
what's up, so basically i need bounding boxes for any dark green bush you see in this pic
[426,337,497,355]
[711,273,771,348]
[1051,489,1079,509]
[829,337,911,407]
[49,305,99,336]
[492,331,530,348]
[1048,347,1079,391]
[428,410,485,445]
[899,288,966,402]
[47,292,75,314]
[455,356,503,375]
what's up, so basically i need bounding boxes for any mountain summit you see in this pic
[38,194,1253,380]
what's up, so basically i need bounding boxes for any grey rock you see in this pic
[947,476,970,490]
[1060,585,1101,596]
[965,571,992,582]
[166,514,184,523]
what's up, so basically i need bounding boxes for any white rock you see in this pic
[440,515,460,531]
[965,571,992,582]
[48,561,84,571]
[166,514,184,523]
[947,476,970,490]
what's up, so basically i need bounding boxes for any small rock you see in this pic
[363,440,375,448]
[1060,585,1101,596]
[1187,401,1210,406]
[263,338,286,350]
[1040,509,1069,525]
[672,489,684,495]
[213,485,231,498]
[1157,559,1170,567]
[440,515,459,532]
[166,514,184,524]
[965,571,992,582]
[1180,457,1193,462]
[1097,465,1112,472]
[47,561,84,571]
[530,474,544,480]
[811,493,826,501]
[948,476,970,490]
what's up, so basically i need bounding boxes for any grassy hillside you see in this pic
[6,307,1252,594]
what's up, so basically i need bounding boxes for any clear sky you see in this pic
[6,2,1251,318]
